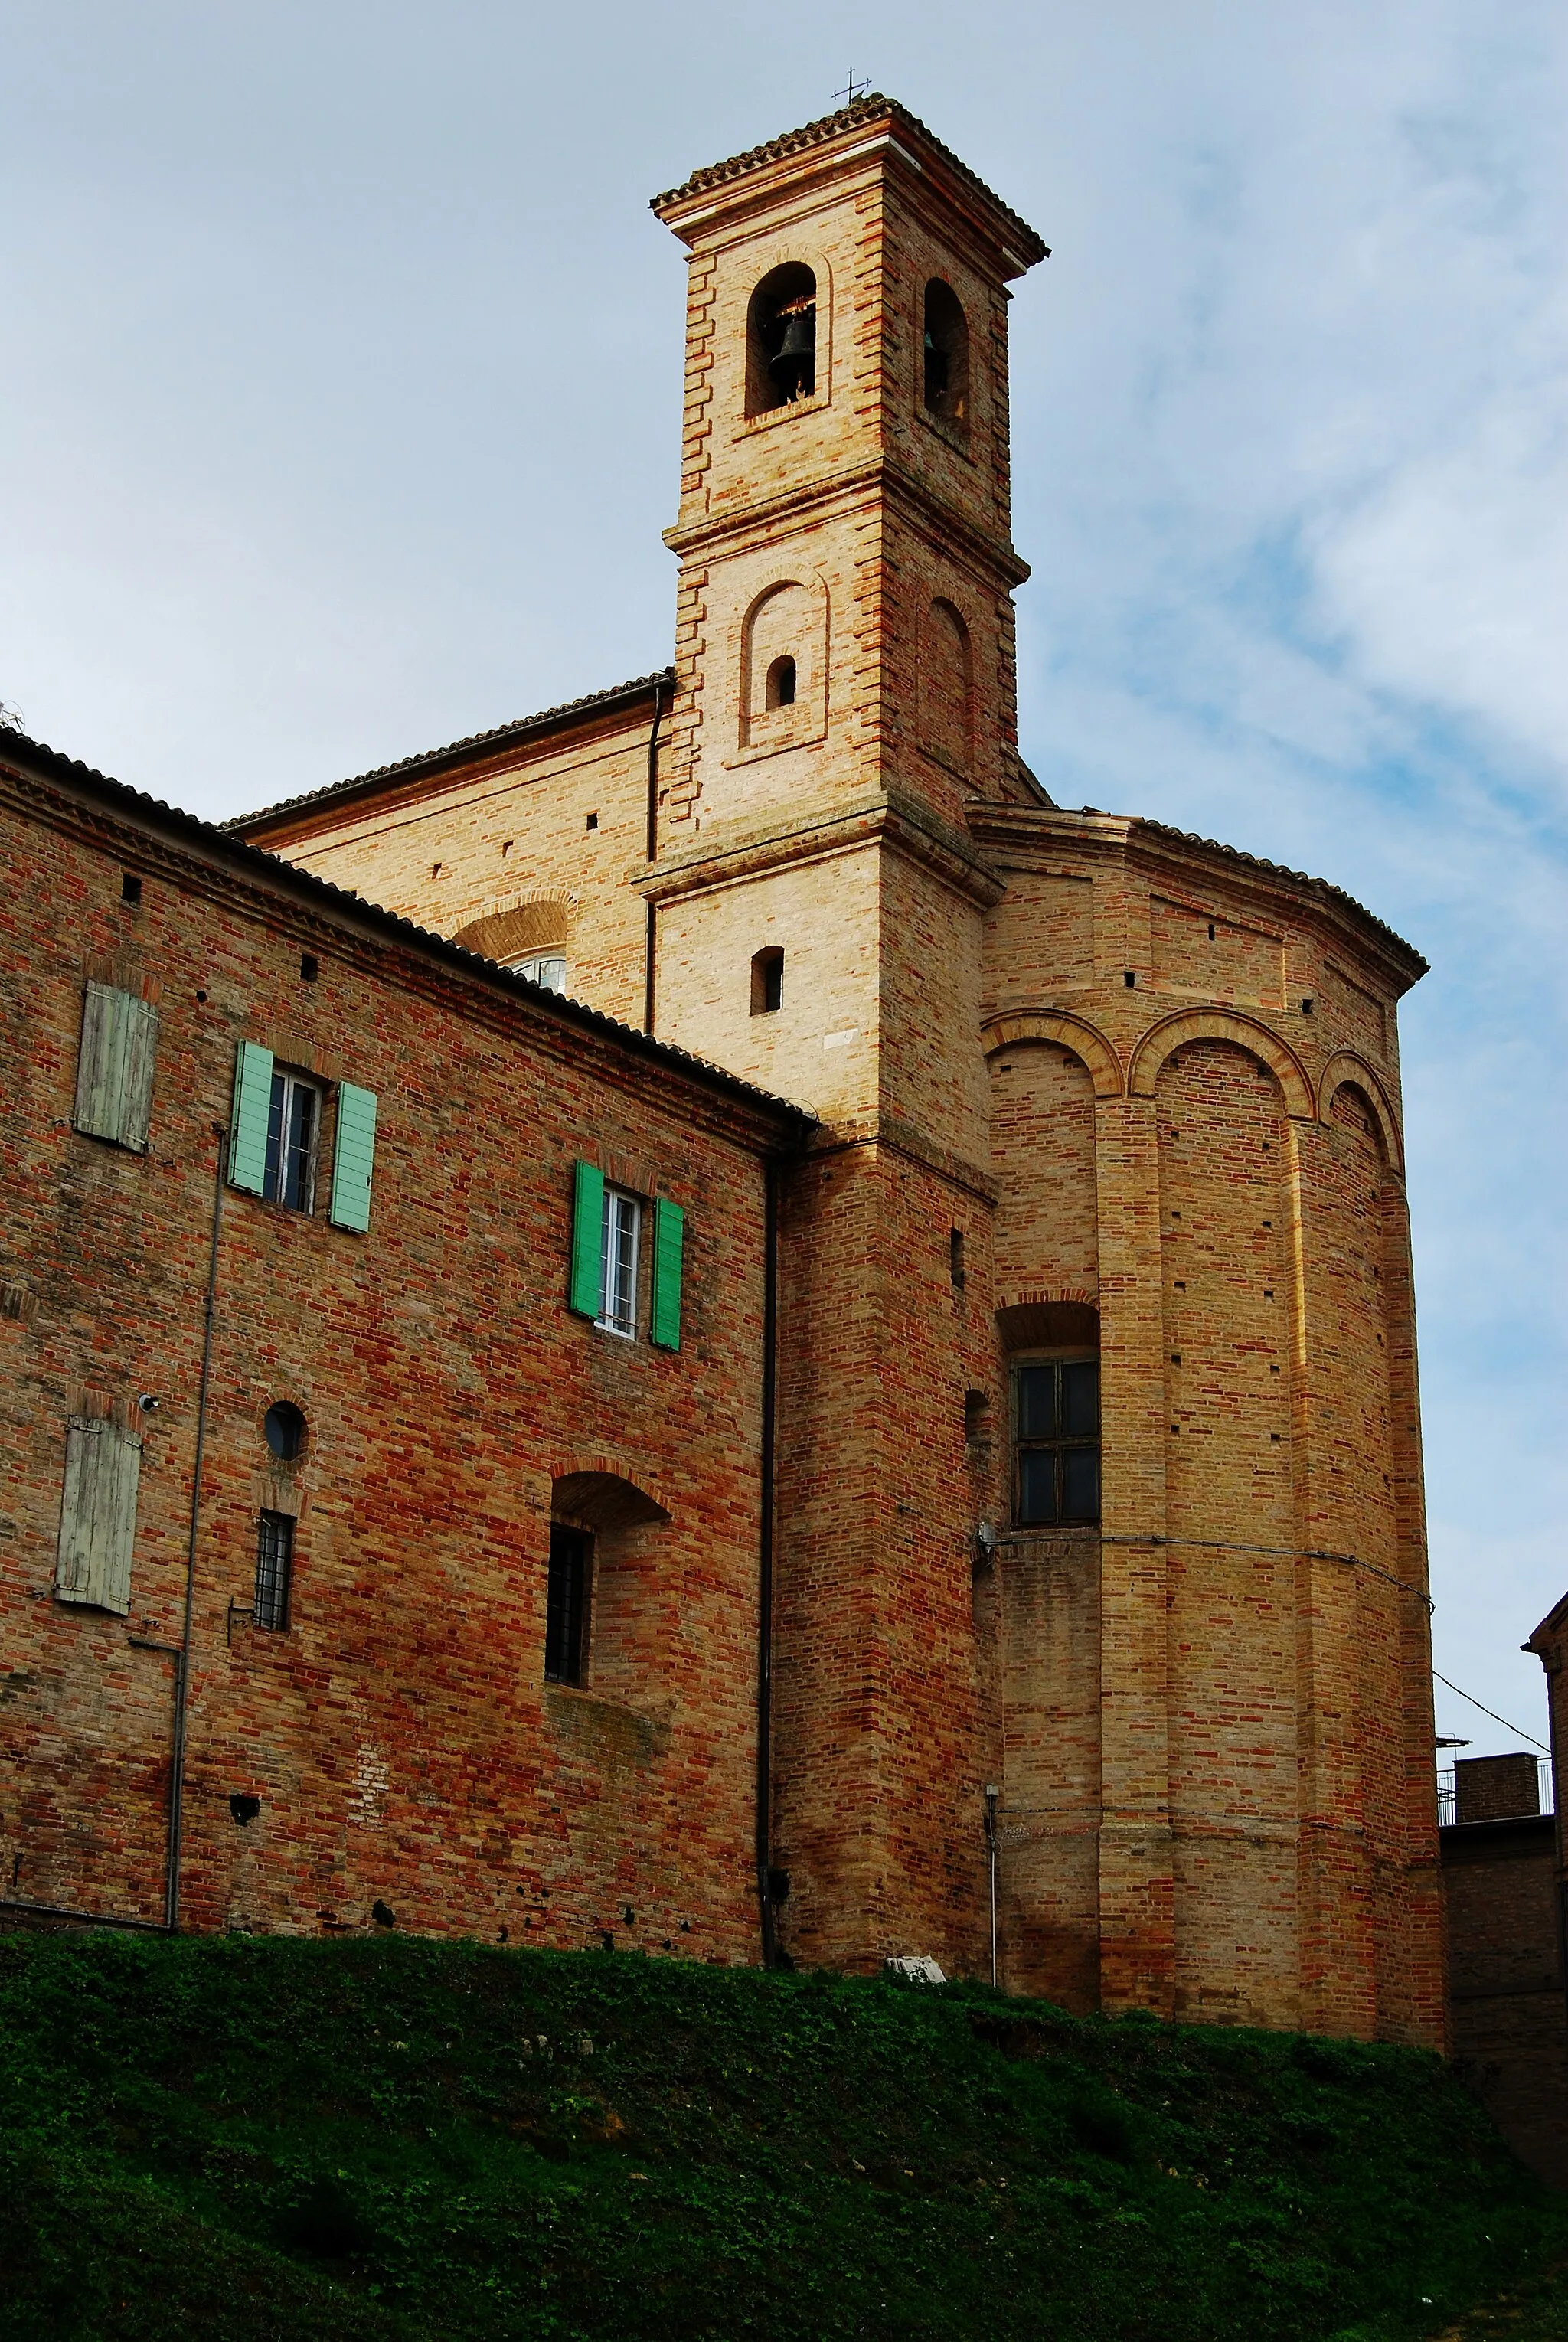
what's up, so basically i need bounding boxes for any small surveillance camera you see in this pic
[139,1393,161,1413]
[975,1520,998,1551]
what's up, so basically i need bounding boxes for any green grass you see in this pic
[0,1930,1562,2341]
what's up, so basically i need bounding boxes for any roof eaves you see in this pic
[652,94,1048,266]
[226,668,675,834]
[1131,816,1427,975]
[0,725,814,1138]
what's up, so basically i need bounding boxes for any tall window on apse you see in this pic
[747,263,817,413]
[1013,1357,1099,1526]
[545,1523,591,1684]
[923,279,969,432]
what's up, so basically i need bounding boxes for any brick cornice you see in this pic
[637,786,1005,912]
[662,455,1031,589]
[970,802,1427,993]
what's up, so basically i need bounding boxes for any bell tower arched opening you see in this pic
[747,263,817,414]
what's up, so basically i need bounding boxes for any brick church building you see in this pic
[0,96,1444,2047]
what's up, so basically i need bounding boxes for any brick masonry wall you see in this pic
[224,110,1447,2050]
[0,759,792,1963]
[262,704,660,1031]
[1442,1819,1568,2190]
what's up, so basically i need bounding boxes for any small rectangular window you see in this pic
[598,1187,641,1338]
[254,1511,294,1631]
[1013,1357,1100,1527]
[545,1524,591,1684]
[263,1071,319,1211]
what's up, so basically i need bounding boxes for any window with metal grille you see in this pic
[1012,1357,1100,1527]
[254,1510,294,1631]
[545,1523,590,1684]
[263,1071,319,1211]
[598,1187,641,1338]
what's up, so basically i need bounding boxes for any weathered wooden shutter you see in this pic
[651,1197,684,1351]
[569,1161,605,1317]
[328,1082,378,1232]
[55,1417,142,1615]
[73,982,158,1151]
[229,1040,274,1194]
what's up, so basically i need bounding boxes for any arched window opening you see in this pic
[747,263,817,415]
[923,279,969,431]
[510,950,567,994]
[751,947,784,1016]
[547,1470,670,1702]
[766,655,797,710]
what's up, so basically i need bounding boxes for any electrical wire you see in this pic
[1431,1671,1550,1756]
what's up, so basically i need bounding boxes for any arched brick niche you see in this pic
[451,897,572,967]
[1129,1008,1313,1118]
[1318,1052,1403,1173]
[920,597,974,774]
[984,1011,1122,1097]
[989,1037,1102,1306]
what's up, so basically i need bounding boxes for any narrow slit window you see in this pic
[545,1523,591,1684]
[254,1511,294,1631]
[263,1071,319,1211]
[766,655,796,710]
[597,1187,641,1338]
[751,947,784,1015]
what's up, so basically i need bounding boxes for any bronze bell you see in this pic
[769,304,815,396]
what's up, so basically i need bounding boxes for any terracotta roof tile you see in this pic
[651,94,1049,265]
[0,723,812,1133]
[227,669,674,833]
[1130,815,1426,973]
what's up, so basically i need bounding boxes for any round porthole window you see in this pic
[264,1402,306,1461]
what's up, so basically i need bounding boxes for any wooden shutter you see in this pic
[55,1417,142,1615]
[73,982,158,1151]
[229,1040,274,1194]
[651,1197,684,1351]
[569,1161,605,1317]
[328,1081,378,1232]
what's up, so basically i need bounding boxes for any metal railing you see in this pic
[1436,1757,1554,1828]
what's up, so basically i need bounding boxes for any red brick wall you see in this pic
[0,757,793,1961]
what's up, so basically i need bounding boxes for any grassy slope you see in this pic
[0,1932,1563,2342]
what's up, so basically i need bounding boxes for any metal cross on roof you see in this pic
[832,70,870,106]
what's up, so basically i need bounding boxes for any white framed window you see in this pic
[263,1070,320,1211]
[511,952,567,994]
[597,1187,641,1338]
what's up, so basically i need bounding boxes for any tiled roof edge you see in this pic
[0,724,815,1135]
[651,95,1049,263]
[227,668,675,833]
[1130,816,1428,974]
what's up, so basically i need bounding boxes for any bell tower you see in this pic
[647,100,1048,1975]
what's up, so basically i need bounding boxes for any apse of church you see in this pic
[3,96,1440,2052]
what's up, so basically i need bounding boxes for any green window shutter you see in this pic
[229,1040,274,1194]
[55,1416,142,1615]
[569,1161,605,1318]
[328,1081,378,1232]
[651,1197,685,1351]
[73,982,158,1151]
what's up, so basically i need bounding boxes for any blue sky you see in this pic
[3,1,1563,1756]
